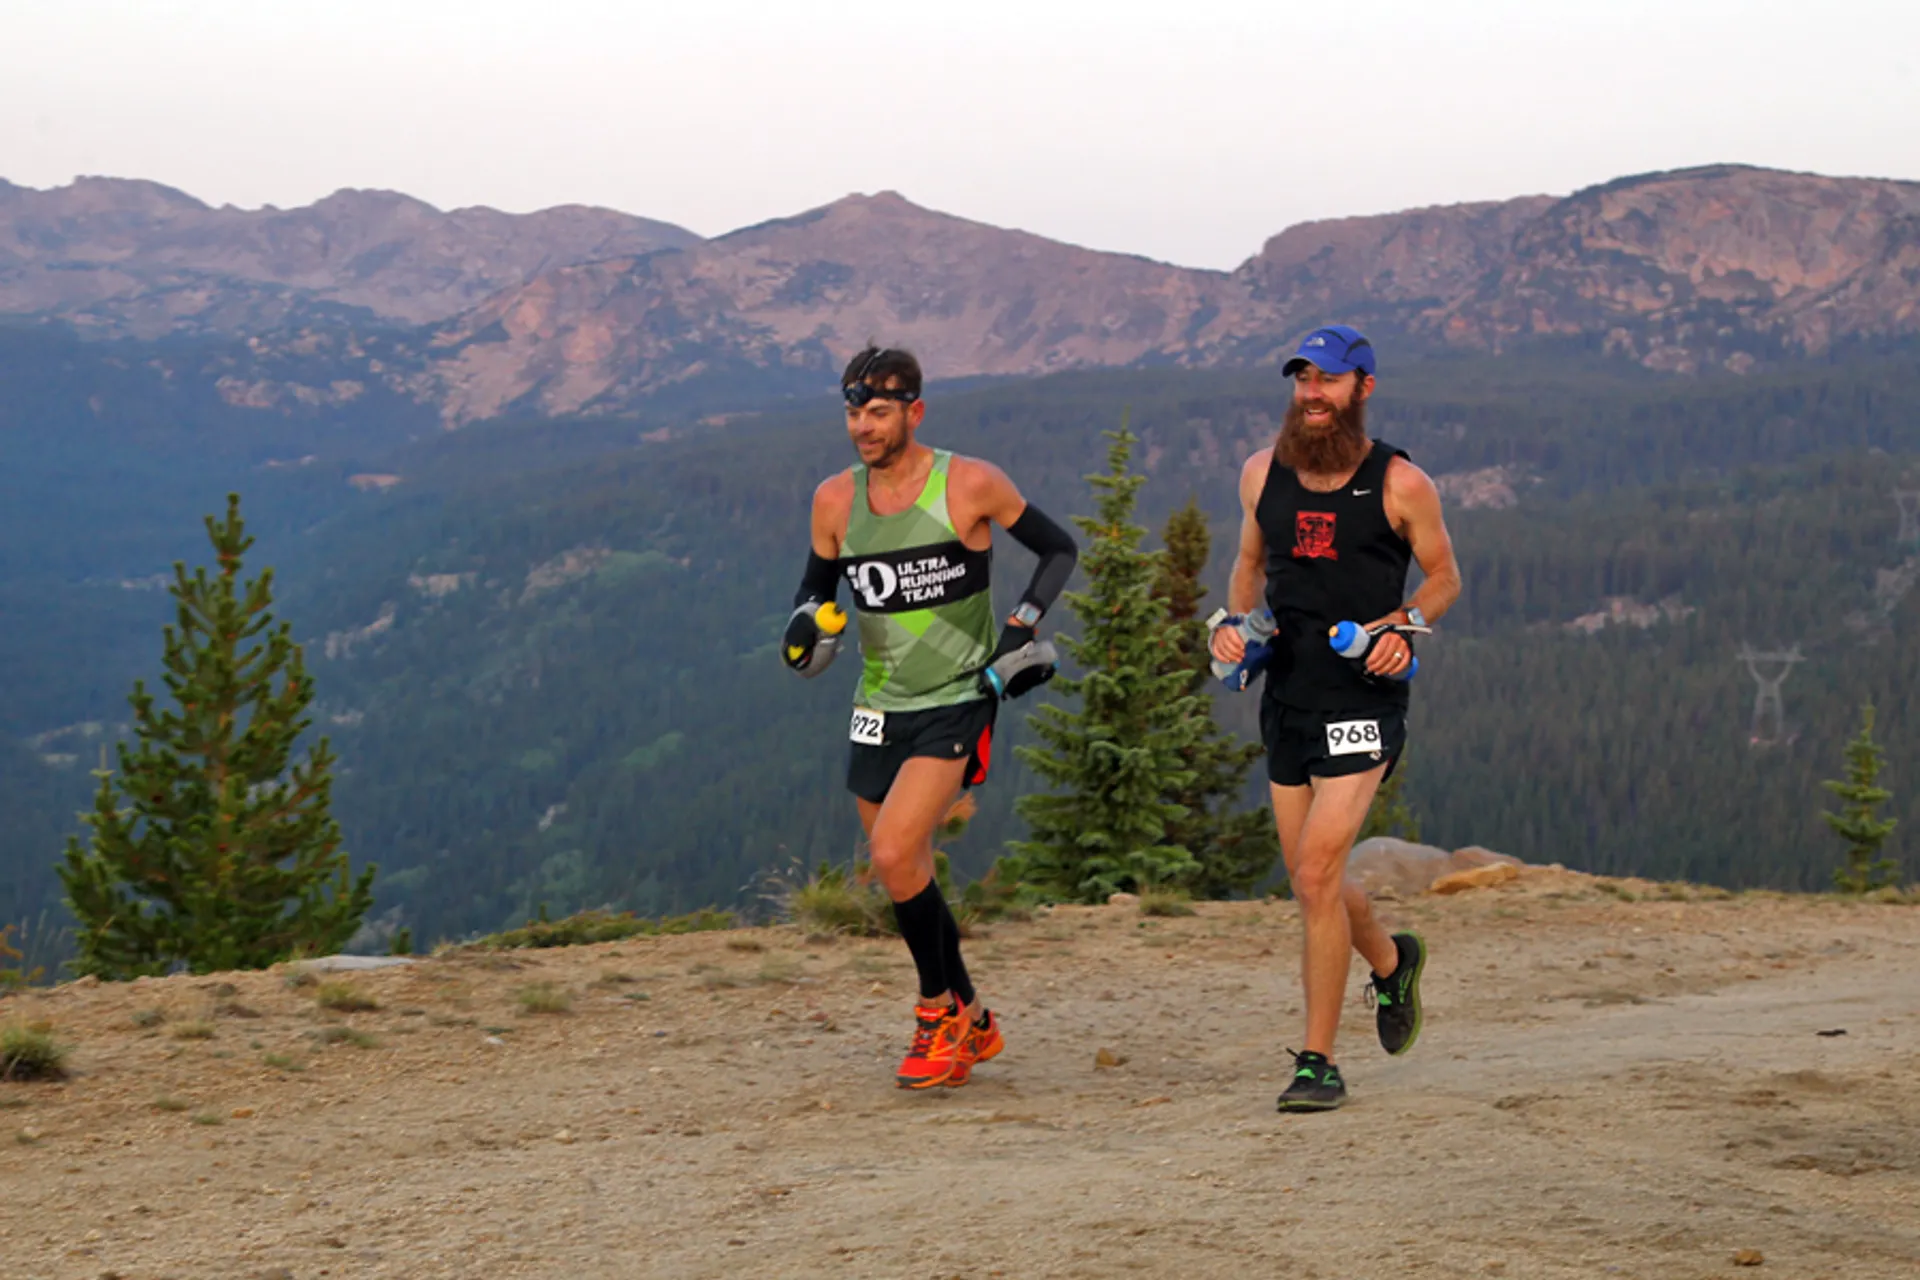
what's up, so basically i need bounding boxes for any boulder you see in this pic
[1348,837,1456,897]
[291,954,417,973]
[1450,845,1521,870]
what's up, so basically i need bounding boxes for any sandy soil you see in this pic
[2,868,1917,1280]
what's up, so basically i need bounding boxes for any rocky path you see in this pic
[2,871,1916,1279]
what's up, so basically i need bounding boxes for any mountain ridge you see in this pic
[6,165,1920,422]
[0,176,702,337]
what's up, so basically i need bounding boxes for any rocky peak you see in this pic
[426,188,1255,424]
[0,177,702,335]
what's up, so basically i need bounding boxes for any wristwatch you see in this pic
[1404,605,1428,628]
[1009,601,1043,629]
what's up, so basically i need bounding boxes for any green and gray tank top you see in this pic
[840,450,995,712]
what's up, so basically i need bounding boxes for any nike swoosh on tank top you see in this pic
[1254,439,1415,712]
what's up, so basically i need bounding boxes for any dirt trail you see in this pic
[2,871,1916,1279]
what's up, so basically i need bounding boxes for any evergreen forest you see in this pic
[7,329,1920,954]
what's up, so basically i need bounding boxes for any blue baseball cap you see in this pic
[1281,325,1377,378]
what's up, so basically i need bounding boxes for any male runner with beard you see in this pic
[1210,326,1461,1112]
[784,346,1077,1089]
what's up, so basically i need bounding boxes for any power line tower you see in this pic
[1736,646,1803,746]
[1895,490,1920,545]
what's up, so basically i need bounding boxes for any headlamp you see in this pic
[842,381,919,408]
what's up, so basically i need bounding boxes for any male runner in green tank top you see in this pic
[783,346,1077,1089]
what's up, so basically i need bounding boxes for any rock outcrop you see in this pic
[1237,164,1920,372]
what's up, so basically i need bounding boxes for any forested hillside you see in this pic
[7,348,1920,947]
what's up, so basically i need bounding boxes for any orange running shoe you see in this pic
[895,1002,965,1089]
[944,1009,1004,1088]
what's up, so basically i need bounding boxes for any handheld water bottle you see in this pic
[1328,619,1427,682]
[1208,608,1278,693]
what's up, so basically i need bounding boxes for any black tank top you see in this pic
[1255,440,1414,711]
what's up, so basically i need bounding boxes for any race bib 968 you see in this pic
[1325,719,1381,757]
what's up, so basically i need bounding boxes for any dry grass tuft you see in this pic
[1,1021,69,1082]
[1140,889,1197,918]
[314,981,379,1013]
[515,982,574,1015]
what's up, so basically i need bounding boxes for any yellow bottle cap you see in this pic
[816,602,847,635]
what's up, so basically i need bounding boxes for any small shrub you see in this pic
[1,1021,69,1081]
[725,937,766,953]
[313,1026,379,1049]
[262,1052,304,1072]
[314,982,379,1013]
[594,970,637,987]
[789,864,895,937]
[170,1022,216,1041]
[190,1111,224,1126]
[958,861,1042,926]
[130,1008,166,1029]
[152,1096,189,1112]
[0,924,38,990]
[1140,889,1197,918]
[516,983,573,1015]
[283,967,319,989]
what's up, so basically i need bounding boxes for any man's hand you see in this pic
[1359,614,1414,676]
[1209,619,1247,665]
[784,601,843,676]
[981,623,1057,700]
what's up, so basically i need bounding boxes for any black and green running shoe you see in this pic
[1367,931,1427,1056]
[1276,1050,1347,1112]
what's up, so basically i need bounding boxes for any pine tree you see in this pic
[1821,703,1900,894]
[1151,497,1278,897]
[1009,427,1202,900]
[59,495,375,978]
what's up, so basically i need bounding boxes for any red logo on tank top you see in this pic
[1293,511,1339,560]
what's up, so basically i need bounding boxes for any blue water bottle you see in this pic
[1329,620,1420,682]
[1209,608,1278,692]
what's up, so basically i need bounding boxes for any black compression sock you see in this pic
[936,893,976,1008]
[891,881,948,1002]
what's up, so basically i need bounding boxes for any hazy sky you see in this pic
[6,0,1918,269]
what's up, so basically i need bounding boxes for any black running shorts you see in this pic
[846,697,997,804]
[1260,699,1406,788]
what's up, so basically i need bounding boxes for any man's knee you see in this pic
[1290,855,1347,908]
[868,831,928,886]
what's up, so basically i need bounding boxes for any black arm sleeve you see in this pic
[1006,504,1078,622]
[793,549,840,608]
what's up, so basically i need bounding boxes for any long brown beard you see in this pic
[1276,393,1370,478]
